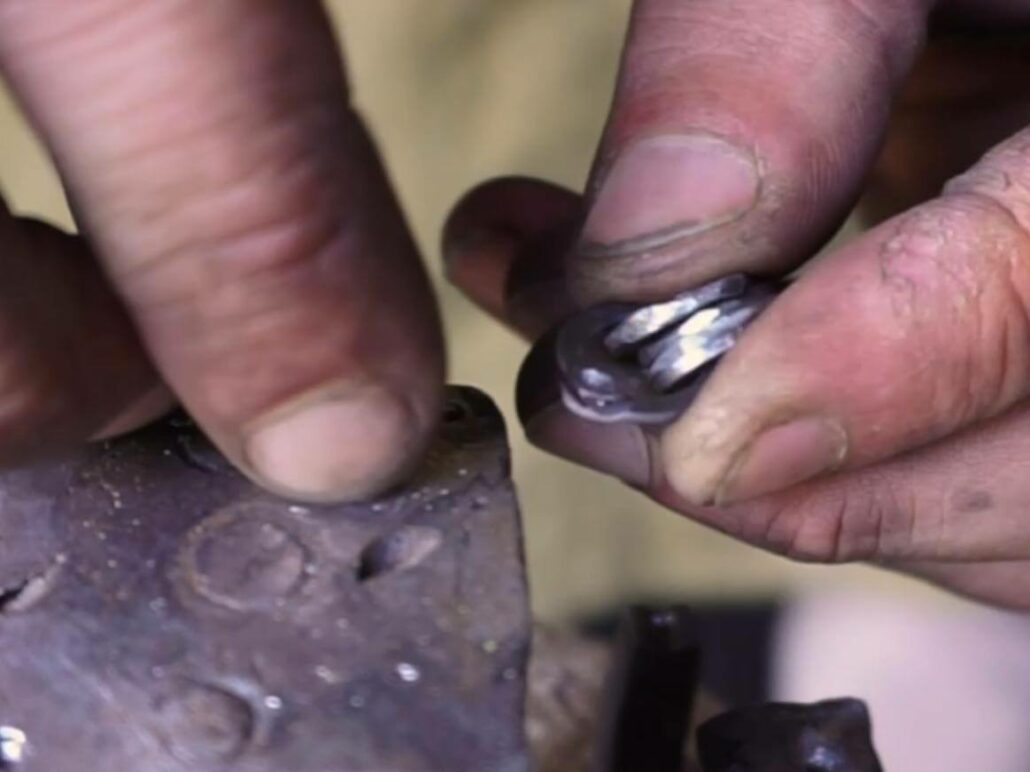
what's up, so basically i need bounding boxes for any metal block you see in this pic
[0,386,529,771]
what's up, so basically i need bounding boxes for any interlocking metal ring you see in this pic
[555,274,781,424]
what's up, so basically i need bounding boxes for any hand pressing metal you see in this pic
[443,14,1030,610]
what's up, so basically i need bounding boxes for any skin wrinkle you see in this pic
[839,483,885,562]
[794,494,846,562]
[118,194,347,311]
[752,496,799,557]
[635,0,905,78]
[95,97,343,230]
[878,208,981,325]
[780,488,849,563]
[99,106,349,268]
[992,293,1030,413]
[952,489,994,513]
[731,446,1019,566]
[823,494,850,563]
[875,201,1030,442]
[979,277,1030,416]
[948,196,1030,404]
[905,477,933,560]
[0,2,165,68]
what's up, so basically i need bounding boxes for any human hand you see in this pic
[0,1,444,502]
[444,1,1030,607]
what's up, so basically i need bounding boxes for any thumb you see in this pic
[662,124,1030,504]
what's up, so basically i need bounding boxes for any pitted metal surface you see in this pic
[0,386,529,772]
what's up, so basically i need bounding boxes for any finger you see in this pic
[0,210,163,460]
[0,1,444,502]
[572,0,928,302]
[669,406,1030,568]
[520,375,1030,608]
[443,177,581,338]
[661,123,1030,505]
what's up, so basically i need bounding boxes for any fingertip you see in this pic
[242,379,438,503]
[443,176,583,336]
[442,226,520,321]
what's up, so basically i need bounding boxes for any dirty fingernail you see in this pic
[525,404,654,488]
[715,417,847,505]
[442,228,518,320]
[246,384,417,502]
[580,133,760,253]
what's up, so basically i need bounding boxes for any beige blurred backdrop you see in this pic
[0,0,947,622]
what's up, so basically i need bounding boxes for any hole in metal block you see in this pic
[357,526,442,582]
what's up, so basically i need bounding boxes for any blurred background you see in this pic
[2,2,1028,769]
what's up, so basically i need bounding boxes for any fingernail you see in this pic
[442,229,517,318]
[245,383,418,502]
[581,133,759,253]
[715,417,847,505]
[524,404,654,488]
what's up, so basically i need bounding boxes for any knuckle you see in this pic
[626,0,913,107]
[119,192,346,312]
[730,490,848,563]
[107,95,354,310]
[749,478,915,563]
[878,202,992,318]
[945,132,1030,237]
[878,196,1030,424]
[115,175,367,424]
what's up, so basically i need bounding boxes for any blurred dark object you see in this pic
[0,386,530,772]
[697,699,883,772]
[581,602,778,707]
[567,606,881,772]
[595,606,700,772]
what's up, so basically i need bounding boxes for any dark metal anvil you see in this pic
[0,386,529,771]
[0,384,883,772]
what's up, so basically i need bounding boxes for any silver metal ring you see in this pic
[555,275,780,424]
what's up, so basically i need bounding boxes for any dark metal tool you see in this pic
[594,606,700,772]
[697,698,883,772]
[556,275,781,425]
